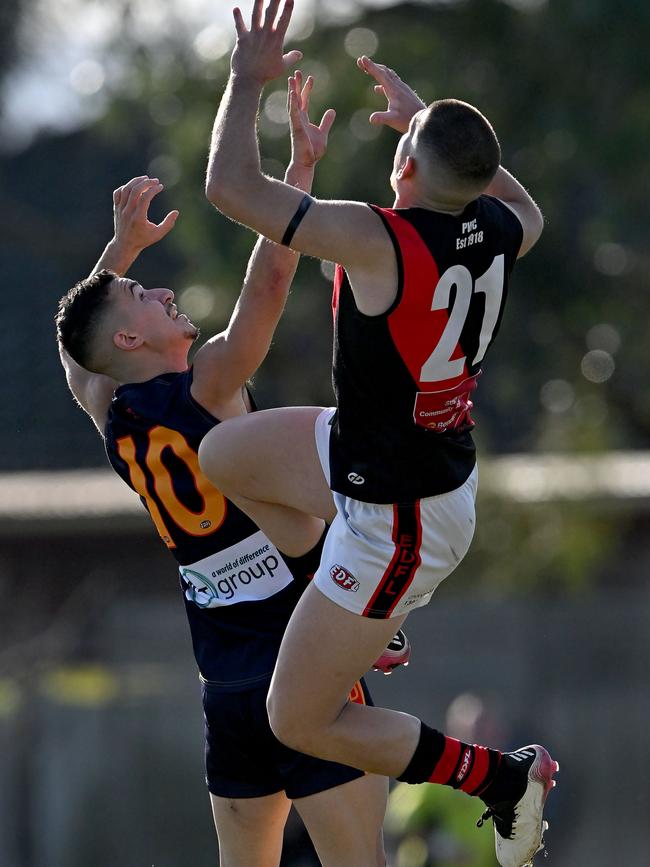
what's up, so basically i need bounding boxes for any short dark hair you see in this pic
[416,99,501,190]
[55,269,117,369]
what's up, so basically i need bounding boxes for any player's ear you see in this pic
[113,329,144,351]
[396,155,416,180]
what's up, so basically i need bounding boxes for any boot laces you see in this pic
[476,803,517,839]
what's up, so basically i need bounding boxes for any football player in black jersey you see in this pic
[199,3,557,867]
[57,74,392,867]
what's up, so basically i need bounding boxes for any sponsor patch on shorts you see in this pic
[330,564,359,592]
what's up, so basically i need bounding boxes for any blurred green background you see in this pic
[0,1,648,865]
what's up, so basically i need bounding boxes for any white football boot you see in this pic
[477,744,559,867]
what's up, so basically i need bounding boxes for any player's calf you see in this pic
[268,631,411,753]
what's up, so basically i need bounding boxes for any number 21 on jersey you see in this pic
[419,254,504,384]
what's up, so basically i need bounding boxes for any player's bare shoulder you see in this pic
[335,203,400,316]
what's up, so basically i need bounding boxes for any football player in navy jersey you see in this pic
[198,3,558,866]
[56,74,392,867]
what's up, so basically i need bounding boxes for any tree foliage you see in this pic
[66,0,648,454]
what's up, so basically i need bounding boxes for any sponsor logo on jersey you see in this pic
[179,531,294,608]
[180,568,221,602]
[347,472,365,485]
[330,564,359,592]
[413,375,479,432]
[181,553,283,605]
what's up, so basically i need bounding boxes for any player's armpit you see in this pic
[190,333,241,413]
[59,346,117,433]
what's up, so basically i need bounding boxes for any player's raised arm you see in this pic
[57,176,178,431]
[193,71,335,408]
[483,165,544,257]
[205,0,394,278]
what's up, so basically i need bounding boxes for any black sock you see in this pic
[397,721,502,796]
[397,722,447,784]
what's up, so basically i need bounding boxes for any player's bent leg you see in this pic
[268,464,483,776]
[268,586,559,867]
[210,790,291,867]
[198,406,335,557]
[230,495,326,558]
[267,582,420,777]
[199,406,336,520]
[294,773,389,867]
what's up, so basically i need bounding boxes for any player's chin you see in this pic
[186,323,200,342]
[175,313,199,341]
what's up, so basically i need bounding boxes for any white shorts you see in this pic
[313,408,478,619]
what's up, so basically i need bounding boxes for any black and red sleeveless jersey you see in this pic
[329,195,523,503]
[103,368,317,686]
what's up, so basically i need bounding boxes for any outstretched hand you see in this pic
[357,56,427,134]
[232,0,302,85]
[288,71,336,169]
[112,176,179,254]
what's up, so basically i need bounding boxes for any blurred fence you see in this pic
[1,456,649,866]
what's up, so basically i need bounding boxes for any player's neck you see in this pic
[393,190,468,215]
[112,349,190,385]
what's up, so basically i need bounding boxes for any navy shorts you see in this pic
[202,676,373,799]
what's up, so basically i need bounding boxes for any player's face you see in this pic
[111,277,199,347]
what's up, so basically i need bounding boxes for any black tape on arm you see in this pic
[281,194,314,247]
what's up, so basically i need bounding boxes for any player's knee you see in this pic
[266,688,297,747]
[266,686,312,752]
[198,428,232,490]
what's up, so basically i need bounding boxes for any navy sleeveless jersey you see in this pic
[104,369,316,687]
[329,196,523,503]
